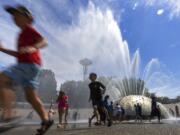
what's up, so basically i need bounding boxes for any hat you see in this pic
[4,5,34,22]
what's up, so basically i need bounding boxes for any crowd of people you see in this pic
[87,73,162,126]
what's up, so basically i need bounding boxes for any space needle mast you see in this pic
[79,58,92,81]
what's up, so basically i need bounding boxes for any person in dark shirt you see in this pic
[88,73,112,127]
[149,95,158,122]
[151,96,157,113]
[136,103,142,123]
[134,104,138,122]
[120,106,125,121]
[89,79,105,102]
[156,105,161,123]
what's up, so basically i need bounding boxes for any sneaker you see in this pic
[37,119,54,133]
[57,124,64,128]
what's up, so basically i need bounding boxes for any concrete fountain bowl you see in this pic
[117,95,170,119]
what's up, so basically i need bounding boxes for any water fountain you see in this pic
[103,49,171,117]
[0,1,175,122]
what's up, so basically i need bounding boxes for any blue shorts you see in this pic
[2,63,41,89]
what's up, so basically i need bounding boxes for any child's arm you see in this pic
[0,44,18,57]
[34,38,47,49]
[99,82,106,94]
[88,85,92,102]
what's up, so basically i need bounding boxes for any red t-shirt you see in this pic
[58,95,69,109]
[17,25,42,65]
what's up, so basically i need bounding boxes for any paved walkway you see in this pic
[1,122,180,135]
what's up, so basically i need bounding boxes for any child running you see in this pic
[0,5,53,134]
[88,73,112,127]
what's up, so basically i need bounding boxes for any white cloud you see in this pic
[168,0,180,18]
[157,9,164,15]
[137,0,180,18]
[103,0,180,19]
[133,3,138,10]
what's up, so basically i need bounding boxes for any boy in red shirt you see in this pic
[0,5,53,133]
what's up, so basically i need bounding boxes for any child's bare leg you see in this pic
[25,87,48,121]
[103,107,110,120]
[0,73,15,119]
[0,90,15,119]
[64,108,68,123]
[58,109,65,125]
[59,109,62,124]
[93,106,99,122]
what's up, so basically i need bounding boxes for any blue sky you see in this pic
[0,0,180,97]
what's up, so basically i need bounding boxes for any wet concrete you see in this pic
[1,120,180,135]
